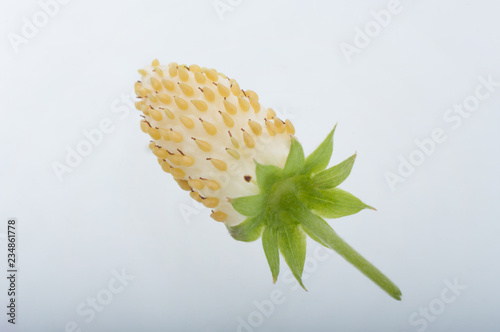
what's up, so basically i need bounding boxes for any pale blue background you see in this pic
[1,0,499,331]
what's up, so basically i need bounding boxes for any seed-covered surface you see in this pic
[135,60,295,226]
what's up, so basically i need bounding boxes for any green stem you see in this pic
[325,230,402,300]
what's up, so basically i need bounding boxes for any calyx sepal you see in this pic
[228,127,402,300]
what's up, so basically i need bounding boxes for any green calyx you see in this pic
[227,125,402,300]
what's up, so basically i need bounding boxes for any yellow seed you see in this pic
[219,111,234,127]
[243,130,255,148]
[190,191,203,203]
[202,197,219,208]
[178,83,194,96]
[209,158,227,171]
[249,97,260,113]
[175,178,191,191]
[210,211,227,222]
[169,65,177,77]
[230,136,239,148]
[181,155,195,166]
[134,101,144,110]
[194,72,206,84]
[134,81,142,95]
[140,120,149,133]
[157,93,172,104]
[178,66,189,81]
[223,99,237,115]
[140,104,150,116]
[149,141,156,150]
[150,109,163,121]
[170,130,183,143]
[159,128,171,140]
[179,115,194,129]
[204,68,218,81]
[248,120,262,136]
[189,64,201,72]
[245,90,259,101]
[230,79,241,96]
[154,67,163,77]
[174,96,188,110]
[202,87,215,102]
[147,127,161,140]
[152,59,160,66]
[150,77,162,91]
[157,157,163,165]
[161,108,173,119]
[194,138,212,152]
[204,179,221,191]
[138,88,149,98]
[238,96,250,112]
[170,168,185,178]
[201,120,217,135]
[138,69,147,76]
[152,147,169,159]
[285,119,295,135]
[168,155,182,166]
[162,79,175,91]
[188,179,204,190]
[218,72,227,79]
[217,84,230,98]
[191,100,208,112]
[147,93,158,103]
[226,148,240,159]
[160,161,171,173]
[266,120,277,136]
[267,108,276,118]
[274,118,285,133]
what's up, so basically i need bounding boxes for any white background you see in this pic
[1,0,499,331]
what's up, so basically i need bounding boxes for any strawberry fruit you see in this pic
[134,60,402,300]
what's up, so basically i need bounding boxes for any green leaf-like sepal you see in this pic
[301,124,336,175]
[298,187,375,219]
[311,153,356,189]
[283,137,305,176]
[276,215,307,291]
[227,216,264,242]
[262,225,280,283]
[228,126,402,300]
[255,162,283,192]
[230,194,266,217]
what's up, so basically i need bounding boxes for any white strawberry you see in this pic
[134,59,402,300]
